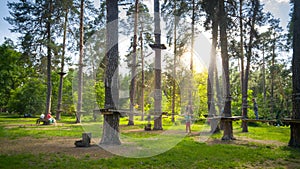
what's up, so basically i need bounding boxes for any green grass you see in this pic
[1,138,299,169]
[0,114,299,169]
[0,115,84,139]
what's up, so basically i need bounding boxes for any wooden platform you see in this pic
[221,116,243,121]
[207,116,243,121]
[93,109,167,117]
[93,109,132,116]
[241,119,276,123]
[281,118,300,124]
[241,118,300,124]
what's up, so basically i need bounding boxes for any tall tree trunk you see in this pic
[262,39,266,117]
[242,0,259,131]
[56,8,68,121]
[215,67,223,115]
[219,0,234,140]
[189,0,195,106]
[100,0,121,145]
[208,8,219,133]
[239,0,248,132]
[289,0,300,148]
[171,3,177,123]
[76,0,84,123]
[128,0,139,126]
[270,34,276,115]
[140,26,145,121]
[153,0,163,130]
[45,0,53,118]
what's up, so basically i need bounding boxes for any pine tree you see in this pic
[100,0,121,145]
[289,0,300,148]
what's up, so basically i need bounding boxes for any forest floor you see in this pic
[1,115,300,168]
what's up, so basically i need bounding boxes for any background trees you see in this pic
[0,40,41,114]
[4,0,101,120]
[1,0,297,145]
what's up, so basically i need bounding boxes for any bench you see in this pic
[36,118,49,125]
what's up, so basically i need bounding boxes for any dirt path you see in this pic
[0,136,113,159]
[201,136,286,147]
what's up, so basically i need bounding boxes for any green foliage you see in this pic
[194,72,208,117]
[0,41,25,110]
[231,89,253,116]
[95,80,105,109]
[7,78,46,115]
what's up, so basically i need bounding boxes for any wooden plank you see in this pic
[282,118,300,123]
[241,118,300,124]
[242,119,276,123]
[207,116,222,120]
[221,116,243,121]
[207,116,243,121]
[94,109,167,116]
[221,116,243,119]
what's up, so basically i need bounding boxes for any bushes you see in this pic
[8,78,46,115]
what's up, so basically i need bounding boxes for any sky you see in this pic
[0,0,292,45]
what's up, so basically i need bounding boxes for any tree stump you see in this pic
[75,132,91,147]
[82,132,91,146]
[144,123,152,131]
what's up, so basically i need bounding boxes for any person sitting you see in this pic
[36,113,45,124]
[46,112,56,124]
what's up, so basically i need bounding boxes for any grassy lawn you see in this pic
[0,114,300,169]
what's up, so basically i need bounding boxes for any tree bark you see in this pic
[219,0,234,140]
[128,0,139,126]
[100,113,121,145]
[270,33,276,115]
[100,0,121,145]
[242,0,259,132]
[140,28,145,121]
[153,0,163,130]
[239,0,248,132]
[45,0,53,118]
[289,0,300,148]
[208,8,219,133]
[76,0,84,123]
[56,8,68,121]
[189,0,195,106]
[262,38,266,118]
[171,4,177,123]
